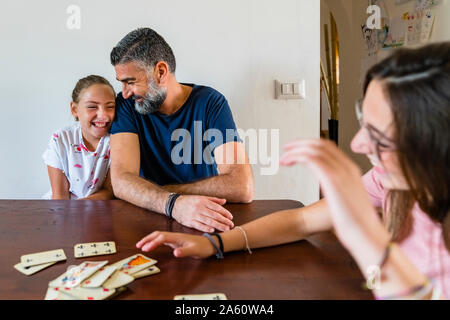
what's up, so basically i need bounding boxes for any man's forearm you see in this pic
[162,170,253,203]
[113,172,169,213]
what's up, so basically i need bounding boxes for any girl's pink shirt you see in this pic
[363,168,449,298]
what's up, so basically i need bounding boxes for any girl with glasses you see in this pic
[136,42,450,300]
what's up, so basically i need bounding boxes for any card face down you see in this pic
[174,293,228,300]
[49,261,108,288]
[20,249,66,267]
[74,241,116,258]
[110,254,157,275]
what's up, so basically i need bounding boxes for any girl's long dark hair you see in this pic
[363,42,450,251]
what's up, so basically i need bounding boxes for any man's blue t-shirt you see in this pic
[110,84,241,186]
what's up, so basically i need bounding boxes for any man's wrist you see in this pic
[165,193,181,219]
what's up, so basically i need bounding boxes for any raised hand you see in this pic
[279,139,383,250]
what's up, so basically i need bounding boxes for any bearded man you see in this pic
[109,28,254,233]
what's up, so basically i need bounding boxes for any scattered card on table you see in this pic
[44,287,73,300]
[105,286,127,300]
[110,254,157,275]
[102,270,134,289]
[48,261,108,288]
[74,241,116,258]
[14,261,57,276]
[132,265,160,279]
[174,293,228,300]
[20,249,66,267]
[56,286,116,300]
[81,265,117,288]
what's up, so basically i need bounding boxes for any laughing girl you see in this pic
[42,75,116,199]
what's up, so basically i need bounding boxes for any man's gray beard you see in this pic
[134,80,167,115]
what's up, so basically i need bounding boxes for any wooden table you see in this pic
[0,200,373,300]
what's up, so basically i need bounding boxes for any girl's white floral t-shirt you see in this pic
[42,122,111,199]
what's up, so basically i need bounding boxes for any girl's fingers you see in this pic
[280,144,334,167]
[280,139,353,173]
[283,138,323,151]
[141,233,169,252]
[137,231,209,259]
[280,145,349,192]
[137,231,184,252]
[136,231,160,248]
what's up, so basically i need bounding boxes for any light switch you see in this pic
[282,83,292,95]
[293,83,300,95]
[275,79,305,100]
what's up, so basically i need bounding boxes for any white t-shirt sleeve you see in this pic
[42,133,64,171]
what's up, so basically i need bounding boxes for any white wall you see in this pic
[0,0,320,204]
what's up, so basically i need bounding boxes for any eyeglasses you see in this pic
[355,99,397,161]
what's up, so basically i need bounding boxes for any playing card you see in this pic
[105,286,127,300]
[44,287,73,300]
[44,286,61,300]
[81,265,117,288]
[132,265,160,279]
[20,249,66,267]
[174,293,228,300]
[110,254,157,275]
[74,241,116,258]
[56,286,116,300]
[48,261,108,288]
[44,284,126,300]
[14,261,57,276]
[102,270,134,290]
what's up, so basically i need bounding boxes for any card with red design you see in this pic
[102,270,134,289]
[81,265,117,288]
[56,286,116,300]
[49,261,108,288]
[110,254,157,275]
[132,265,160,279]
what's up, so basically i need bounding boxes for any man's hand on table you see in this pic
[172,195,234,233]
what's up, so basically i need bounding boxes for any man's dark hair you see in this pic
[110,28,176,73]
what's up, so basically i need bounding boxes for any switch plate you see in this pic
[282,83,292,95]
[275,80,305,100]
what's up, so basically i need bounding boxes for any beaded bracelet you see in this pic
[235,226,252,254]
